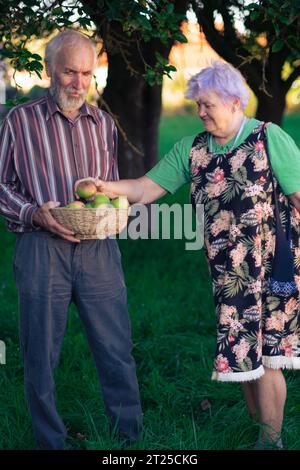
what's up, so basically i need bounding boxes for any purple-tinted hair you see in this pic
[186,61,250,109]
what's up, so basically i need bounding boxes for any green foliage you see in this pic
[245,0,300,59]
[0,0,187,90]
[143,52,177,86]
[191,0,300,122]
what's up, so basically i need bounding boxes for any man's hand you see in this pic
[32,201,80,243]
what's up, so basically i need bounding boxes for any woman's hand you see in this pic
[94,179,121,199]
[74,177,121,199]
[74,177,98,199]
[74,176,167,204]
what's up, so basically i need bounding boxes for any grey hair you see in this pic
[45,30,97,68]
[186,61,250,110]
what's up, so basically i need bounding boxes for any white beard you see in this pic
[50,78,88,112]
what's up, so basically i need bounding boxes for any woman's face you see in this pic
[196,91,236,137]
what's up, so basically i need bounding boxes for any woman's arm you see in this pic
[95,175,167,204]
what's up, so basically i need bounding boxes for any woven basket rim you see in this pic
[50,206,129,211]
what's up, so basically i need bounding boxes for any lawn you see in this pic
[1,113,300,450]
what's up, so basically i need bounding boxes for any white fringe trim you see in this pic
[262,356,300,370]
[211,357,300,382]
[211,365,265,383]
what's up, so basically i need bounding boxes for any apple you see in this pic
[76,181,97,199]
[85,202,94,208]
[94,203,114,209]
[65,201,85,208]
[111,196,129,209]
[92,193,111,208]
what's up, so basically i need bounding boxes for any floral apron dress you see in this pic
[190,122,300,382]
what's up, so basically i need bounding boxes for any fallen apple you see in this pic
[76,181,97,199]
[65,201,85,208]
[111,196,129,209]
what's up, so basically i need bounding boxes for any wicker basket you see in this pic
[50,206,130,240]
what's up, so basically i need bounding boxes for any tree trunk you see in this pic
[102,52,162,178]
[83,0,190,178]
[255,89,286,125]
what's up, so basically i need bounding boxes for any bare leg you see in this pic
[242,382,259,421]
[242,367,286,447]
[255,368,286,445]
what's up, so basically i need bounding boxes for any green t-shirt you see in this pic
[146,118,300,196]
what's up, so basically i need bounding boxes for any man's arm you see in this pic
[0,118,39,226]
[0,118,80,243]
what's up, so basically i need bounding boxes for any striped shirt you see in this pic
[0,92,119,232]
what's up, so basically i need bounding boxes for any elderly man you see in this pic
[0,30,142,450]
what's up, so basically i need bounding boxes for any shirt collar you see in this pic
[45,91,98,125]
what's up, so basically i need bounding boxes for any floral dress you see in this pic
[190,122,300,382]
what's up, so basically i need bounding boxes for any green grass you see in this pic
[1,113,300,450]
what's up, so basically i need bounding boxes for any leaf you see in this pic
[272,39,284,53]
[206,200,219,216]
[138,15,152,31]
[243,357,253,371]
[223,275,244,297]
[166,3,174,14]
[246,2,259,9]
[280,16,292,25]
[250,11,260,20]
[174,32,188,43]
[267,297,281,311]
[165,65,176,72]
[31,53,42,60]
[52,6,63,16]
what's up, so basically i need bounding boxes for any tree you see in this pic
[80,0,190,177]
[192,0,300,124]
[0,0,189,177]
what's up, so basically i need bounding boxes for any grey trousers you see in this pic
[13,231,142,450]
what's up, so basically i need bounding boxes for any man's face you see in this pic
[48,44,95,112]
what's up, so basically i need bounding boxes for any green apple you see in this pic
[92,192,111,208]
[93,202,114,209]
[65,201,85,208]
[111,196,129,209]
[76,181,97,199]
[85,202,94,208]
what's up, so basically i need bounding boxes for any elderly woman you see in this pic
[85,61,300,448]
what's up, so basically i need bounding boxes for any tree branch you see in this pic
[194,2,262,88]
